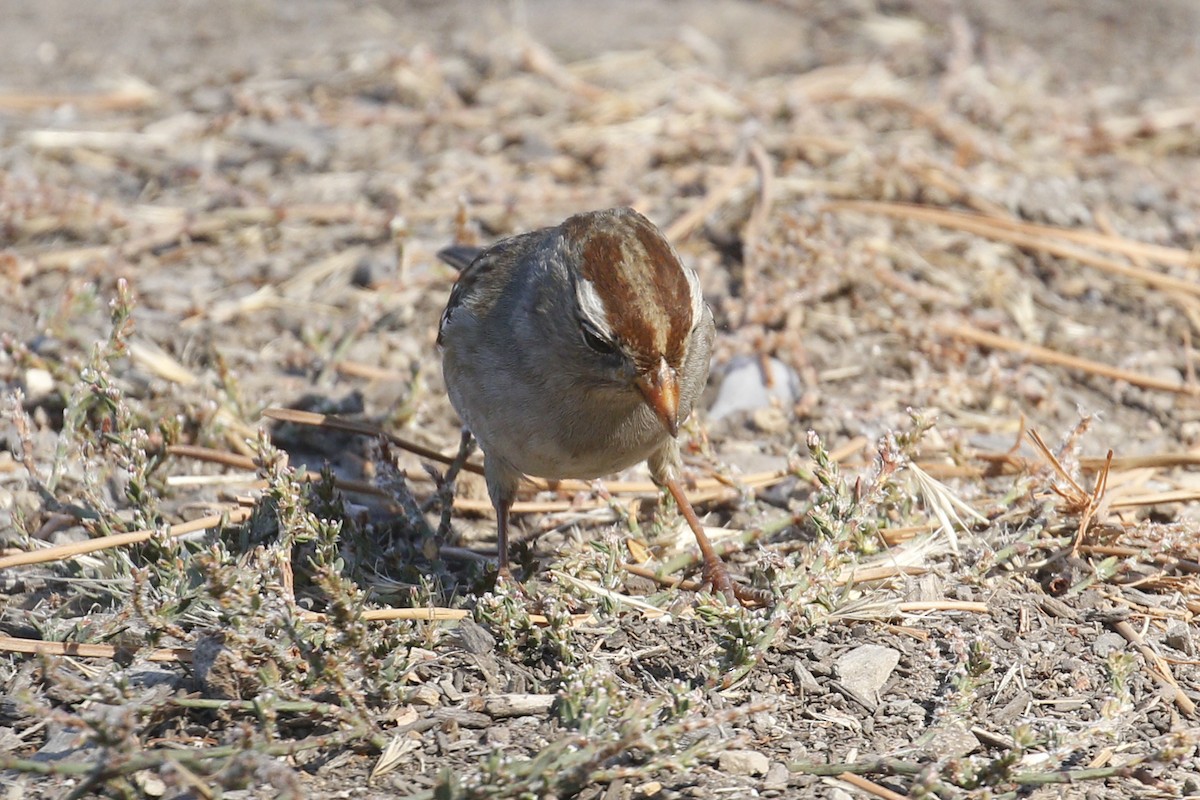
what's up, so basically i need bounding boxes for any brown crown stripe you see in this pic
[566,208,692,368]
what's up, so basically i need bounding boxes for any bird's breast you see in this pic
[474,387,668,481]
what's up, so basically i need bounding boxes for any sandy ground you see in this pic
[3,1,1200,797]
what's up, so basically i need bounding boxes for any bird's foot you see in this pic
[701,557,772,608]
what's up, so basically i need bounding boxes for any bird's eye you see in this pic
[581,324,619,357]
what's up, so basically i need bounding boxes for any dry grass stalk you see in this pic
[1079,452,1200,471]
[0,88,158,112]
[1076,451,1114,551]
[836,564,928,584]
[936,322,1196,395]
[262,407,483,474]
[897,600,989,614]
[334,359,409,382]
[908,462,988,554]
[167,443,432,491]
[1080,544,1200,572]
[553,573,668,618]
[930,445,1200,481]
[167,444,261,471]
[1026,430,1115,550]
[1111,619,1197,716]
[740,139,776,305]
[301,606,590,627]
[876,523,936,546]
[621,561,701,592]
[827,200,1199,271]
[0,635,190,662]
[128,341,198,386]
[836,770,910,800]
[1110,490,1200,508]
[167,438,788,525]
[0,509,253,570]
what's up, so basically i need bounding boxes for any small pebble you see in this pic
[139,775,167,797]
[763,761,790,790]
[834,645,900,699]
[457,618,496,654]
[920,719,980,759]
[718,748,770,776]
[1165,623,1194,655]
[22,368,54,402]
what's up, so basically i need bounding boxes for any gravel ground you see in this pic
[2,2,1200,797]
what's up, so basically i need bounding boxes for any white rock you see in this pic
[23,367,55,402]
[138,774,167,797]
[834,645,900,699]
[718,748,771,776]
[709,355,801,421]
[763,761,790,790]
[922,719,980,759]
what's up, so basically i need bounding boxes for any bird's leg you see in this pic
[489,488,542,603]
[494,493,514,579]
[485,461,523,581]
[437,429,477,547]
[649,442,762,605]
[662,475,737,602]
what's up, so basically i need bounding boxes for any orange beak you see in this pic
[635,358,681,437]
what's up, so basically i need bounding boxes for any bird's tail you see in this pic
[436,245,483,272]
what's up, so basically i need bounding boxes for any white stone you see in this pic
[709,356,801,421]
[718,748,771,776]
[834,645,900,699]
[23,368,55,402]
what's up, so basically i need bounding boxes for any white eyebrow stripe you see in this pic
[684,266,703,330]
[575,277,614,337]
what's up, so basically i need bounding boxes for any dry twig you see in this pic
[937,322,1195,395]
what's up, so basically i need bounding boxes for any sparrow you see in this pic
[438,207,747,601]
